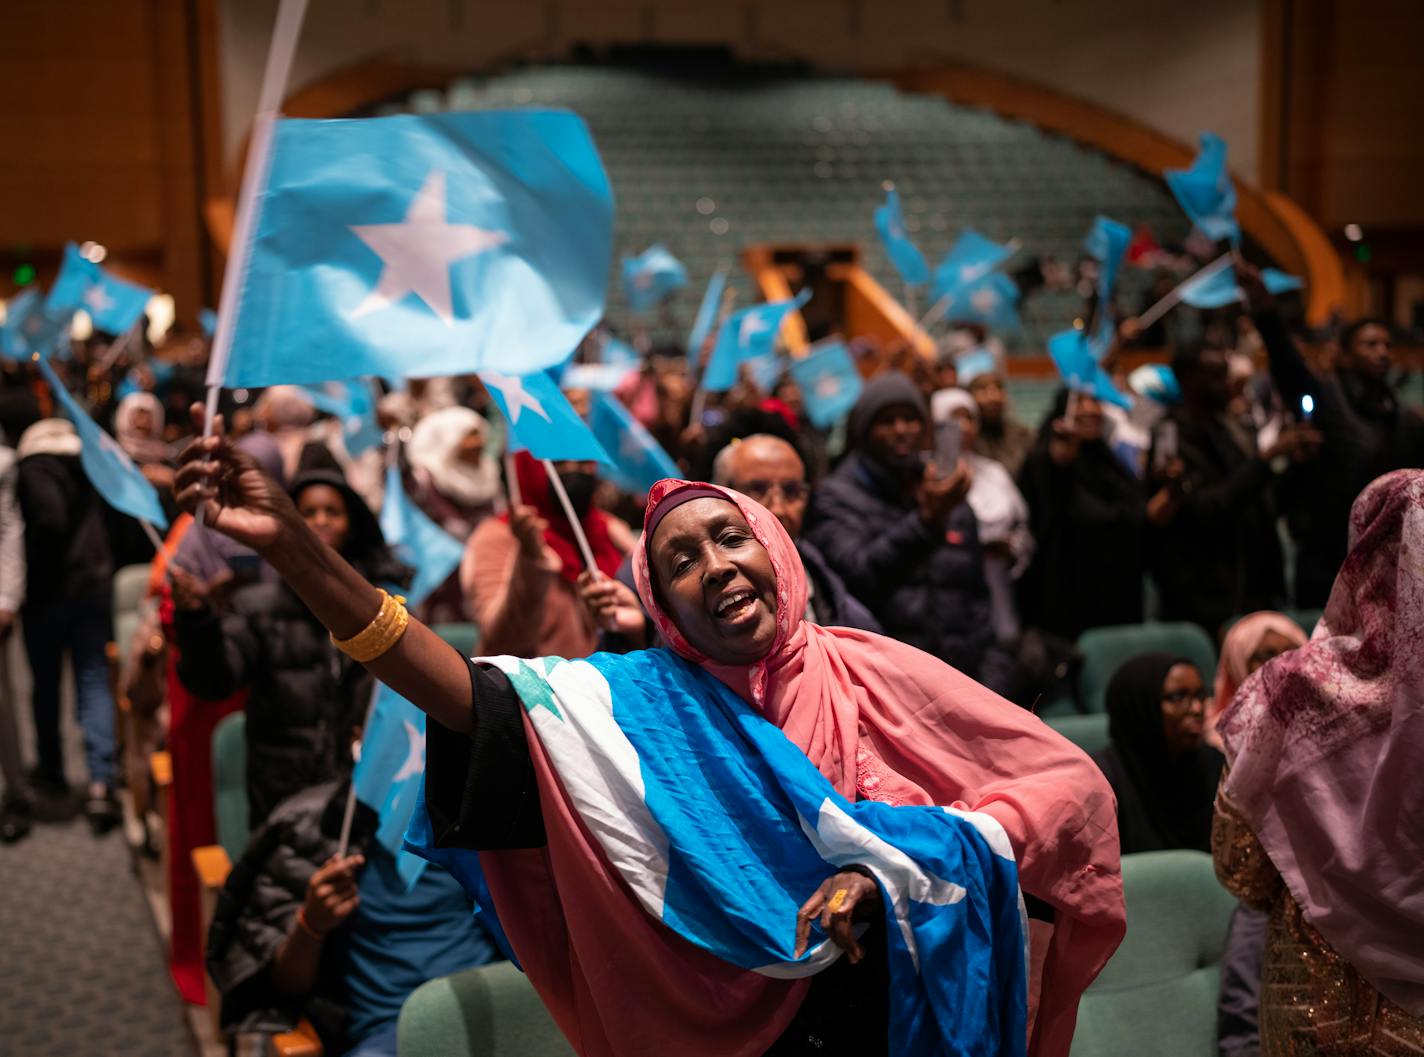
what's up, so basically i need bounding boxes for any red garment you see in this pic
[499,452,622,585]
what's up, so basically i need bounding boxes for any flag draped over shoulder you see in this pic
[409,648,1027,1057]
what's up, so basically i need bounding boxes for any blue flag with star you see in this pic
[941,272,1022,332]
[1165,133,1240,244]
[686,269,728,359]
[1048,328,1131,411]
[622,244,688,313]
[353,683,428,889]
[702,289,810,394]
[1262,268,1303,295]
[788,341,862,430]
[588,391,680,495]
[213,109,614,389]
[296,380,384,456]
[3,289,73,361]
[45,243,153,336]
[379,463,465,608]
[1180,262,1243,309]
[480,369,611,464]
[601,335,640,369]
[932,231,1016,303]
[1083,215,1132,314]
[34,356,169,527]
[875,187,930,287]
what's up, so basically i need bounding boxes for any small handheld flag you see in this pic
[686,269,729,359]
[296,380,383,456]
[1262,268,1304,295]
[932,231,1016,301]
[955,347,998,385]
[1179,263,1244,309]
[788,341,862,430]
[480,369,611,465]
[874,187,930,287]
[702,289,811,394]
[1083,215,1132,317]
[3,290,72,361]
[45,243,154,336]
[621,244,688,313]
[378,463,465,608]
[351,683,429,889]
[1048,328,1131,411]
[1165,133,1241,244]
[588,391,680,494]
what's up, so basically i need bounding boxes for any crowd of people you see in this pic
[0,247,1420,1057]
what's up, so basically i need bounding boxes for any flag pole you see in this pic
[337,683,381,858]
[1133,252,1233,331]
[541,459,598,572]
[504,452,522,509]
[686,284,738,431]
[96,320,143,373]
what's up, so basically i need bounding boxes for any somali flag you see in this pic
[942,272,1021,332]
[588,391,679,494]
[45,243,153,335]
[379,463,465,608]
[408,649,1026,1055]
[352,683,428,889]
[1083,216,1131,312]
[1165,133,1240,244]
[199,308,218,339]
[686,269,728,359]
[1048,328,1131,411]
[297,380,384,456]
[480,368,611,464]
[212,109,613,389]
[34,356,169,527]
[1262,268,1303,295]
[788,341,862,430]
[875,187,930,287]
[702,289,810,393]
[932,231,1015,302]
[1179,263,1243,309]
[622,244,688,313]
[3,289,71,361]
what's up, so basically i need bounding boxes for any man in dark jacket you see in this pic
[15,417,121,832]
[805,372,1012,691]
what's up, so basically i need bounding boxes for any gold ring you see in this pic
[826,888,849,914]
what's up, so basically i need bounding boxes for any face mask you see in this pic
[558,470,598,519]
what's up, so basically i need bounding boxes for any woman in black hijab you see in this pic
[1091,652,1224,854]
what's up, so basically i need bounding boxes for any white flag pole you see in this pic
[687,284,739,430]
[337,682,382,859]
[541,459,598,572]
[504,452,522,509]
[97,321,143,373]
[915,239,1021,333]
[1133,252,1233,332]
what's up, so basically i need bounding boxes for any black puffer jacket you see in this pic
[176,471,410,823]
[15,424,114,601]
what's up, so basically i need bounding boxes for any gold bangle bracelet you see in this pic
[331,589,409,663]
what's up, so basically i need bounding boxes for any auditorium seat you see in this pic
[1075,622,1217,714]
[431,621,481,659]
[212,711,249,862]
[397,960,573,1057]
[1071,850,1236,1057]
[1044,713,1110,756]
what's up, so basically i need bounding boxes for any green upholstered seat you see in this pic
[112,563,152,618]
[397,960,573,1057]
[431,622,480,658]
[1071,850,1236,1057]
[1045,712,1110,757]
[211,711,249,862]
[1076,623,1217,714]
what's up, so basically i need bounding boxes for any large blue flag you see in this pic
[788,341,862,430]
[588,390,680,494]
[1179,262,1243,309]
[622,244,687,313]
[35,356,169,527]
[1048,328,1131,411]
[3,289,71,361]
[875,187,930,287]
[296,380,384,456]
[353,683,429,889]
[686,269,728,359]
[379,463,465,608]
[480,369,611,464]
[932,231,1015,302]
[45,243,153,335]
[213,110,614,389]
[1165,133,1240,244]
[702,289,811,393]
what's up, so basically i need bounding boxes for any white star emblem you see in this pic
[83,285,116,313]
[481,371,550,426]
[970,286,1000,314]
[739,311,773,348]
[349,170,508,325]
[814,375,842,399]
[392,719,426,783]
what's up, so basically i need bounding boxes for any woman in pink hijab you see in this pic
[173,412,1124,1057]
[1207,612,1308,749]
[1214,470,1424,1054]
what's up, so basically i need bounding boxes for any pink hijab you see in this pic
[1208,612,1308,746]
[1218,470,1424,1016]
[474,480,1124,1057]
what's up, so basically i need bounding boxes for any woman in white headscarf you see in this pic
[406,406,503,540]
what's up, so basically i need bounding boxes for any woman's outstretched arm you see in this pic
[173,404,474,733]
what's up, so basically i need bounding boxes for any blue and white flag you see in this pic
[1128,363,1182,406]
[601,334,640,368]
[702,289,811,393]
[955,347,998,385]
[1048,328,1131,411]
[45,243,153,335]
[932,231,1015,302]
[1262,268,1304,295]
[379,463,465,608]
[1083,215,1132,312]
[942,272,1022,332]
[560,362,637,392]
[788,341,862,430]
[296,380,384,456]
[3,289,71,361]
[875,187,930,287]
[1165,133,1240,244]
[588,391,680,494]
[353,683,428,889]
[480,369,611,464]
[686,269,729,359]
[622,244,688,313]
[408,649,1027,1055]
[34,356,169,527]
[1180,263,1243,309]
[213,110,614,389]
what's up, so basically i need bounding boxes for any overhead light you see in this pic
[71,310,94,341]
[79,241,107,263]
[1344,223,1363,242]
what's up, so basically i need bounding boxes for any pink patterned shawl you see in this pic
[1218,469,1424,1015]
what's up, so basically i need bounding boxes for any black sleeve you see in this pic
[174,605,258,701]
[424,658,545,850]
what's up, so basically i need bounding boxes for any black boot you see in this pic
[83,784,121,836]
[1,796,33,843]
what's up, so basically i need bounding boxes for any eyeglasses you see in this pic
[738,479,809,505]
[1161,689,1209,712]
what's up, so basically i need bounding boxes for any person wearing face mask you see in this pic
[461,451,634,659]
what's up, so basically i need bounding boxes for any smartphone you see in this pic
[932,417,963,475]
[1298,394,1315,424]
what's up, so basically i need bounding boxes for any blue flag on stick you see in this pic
[788,341,862,430]
[3,289,72,361]
[942,272,1022,332]
[35,356,169,527]
[480,369,611,464]
[1262,268,1304,295]
[875,187,930,287]
[686,269,729,359]
[296,380,384,456]
[212,110,614,389]
[1083,216,1132,312]
[622,244,688,313]
[588,391,680,495]
[1048,328,1131,411]
[1165,133,1240,244]
[702,289,811,393]
[199,309,218,338]
[46,243,153,336]
[379,463,465,608]
[1179,264,1243,309]
[352,683,428,889]
[932,231,1016,302]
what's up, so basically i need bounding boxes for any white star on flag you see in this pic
[814,375,842,399]
[350,170,509,325]
[970,286,1001,314]
[83,285,116,313]
[392,719,426,783]
[481,371,551,425]
[739,311,773,348]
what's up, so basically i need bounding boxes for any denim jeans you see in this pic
[22,594,117,788]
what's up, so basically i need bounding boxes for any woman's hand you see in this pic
[301,853,364,937]
[794,869,881,964]
[173,403,301,553]
[577,570,647,640]
[508,503,561,572]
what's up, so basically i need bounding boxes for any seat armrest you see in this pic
[268,1019,323,1057]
